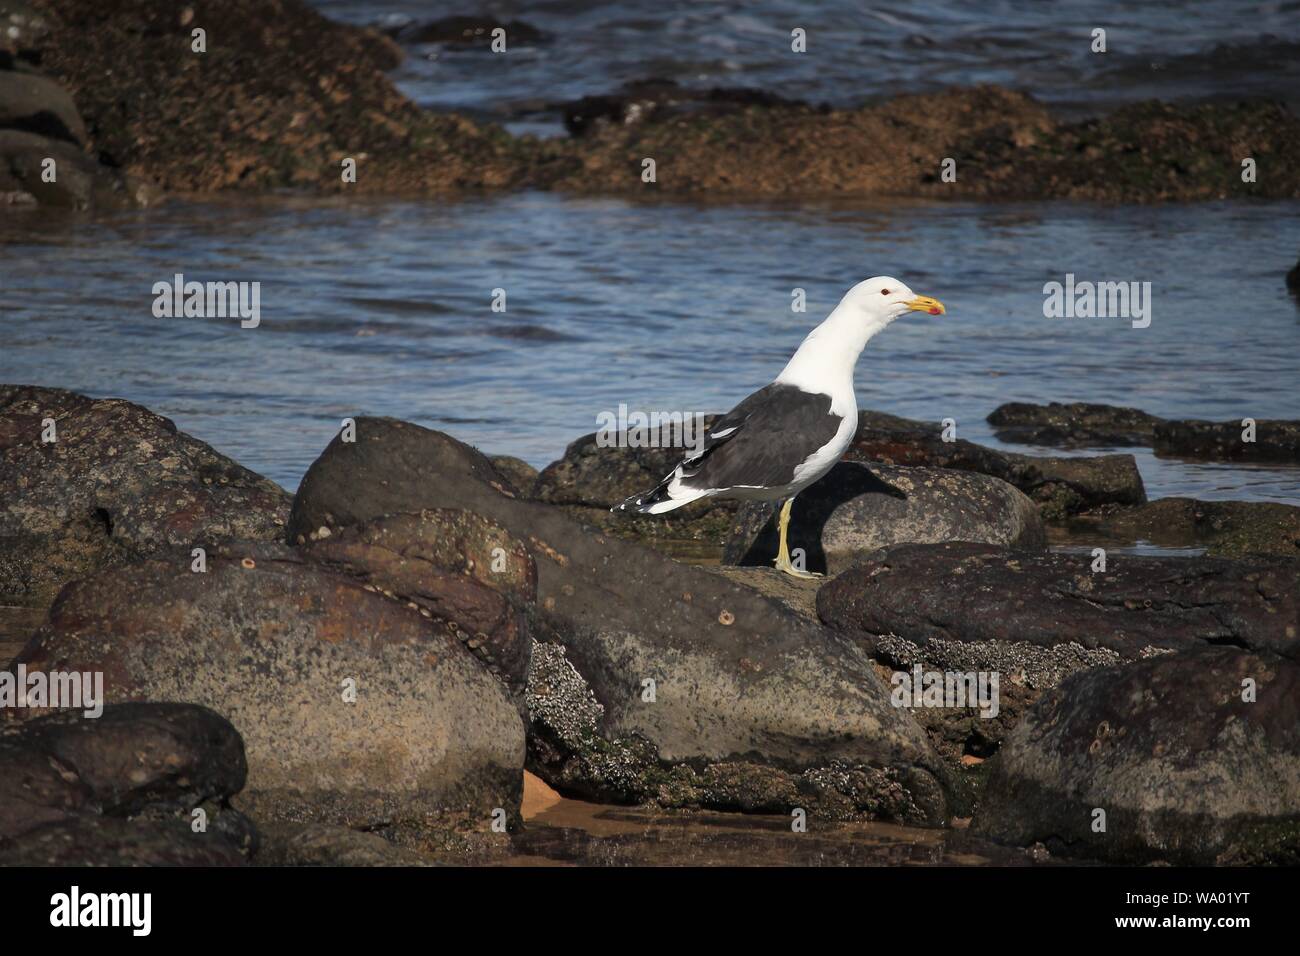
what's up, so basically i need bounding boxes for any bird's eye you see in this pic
[880,289,891,295]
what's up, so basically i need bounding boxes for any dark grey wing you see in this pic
[674,383,840,492]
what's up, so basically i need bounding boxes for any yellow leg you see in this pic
[773,497,821,579]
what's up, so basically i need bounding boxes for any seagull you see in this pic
[613,277,946,578]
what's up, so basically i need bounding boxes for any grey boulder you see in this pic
[288,417,959,823]
[724,461,1045,574]
[974,647,1300,864]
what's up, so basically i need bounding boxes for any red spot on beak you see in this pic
[928,307,941,315]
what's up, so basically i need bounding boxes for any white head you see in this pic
[838,276,946,328]
[776,275,947,391]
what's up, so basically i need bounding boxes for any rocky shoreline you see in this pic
[3,383,1298,865]
[5,0,1300,209]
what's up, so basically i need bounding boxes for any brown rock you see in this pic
[818,541,1300,666]
[1154,418,1300,463]
[302,509,536,689]
[987,401,1164,447]
[0,702,253,865]
[974,647,1300,864]
[287,417,958,824]
[29,0,529,194]
[723,461,1045,574]
[849,410,1146,517]
[1074,497,1300,559]
[12,541,525,838]
[0,385,290,607]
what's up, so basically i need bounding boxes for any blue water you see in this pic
[313,0,1300,128]
[3,194,1299,504]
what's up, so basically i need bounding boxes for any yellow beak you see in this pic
[906,295,946,316]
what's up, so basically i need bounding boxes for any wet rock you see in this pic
[302,509,536,691]
[723,461,1045,575]
[1288,256,1300,296]
[0,68,87,144]
[1073,497,1300,559]
[818,541,1300,667]
[549,89,1300,201]
[964,98,1300,202]
[1154,418,1300,463]
[13,541,526,841]
[986,401,1163,448]
[255,822,436,867]
[534,418,738,547]
[0,385,291,607]
[31,0,527,193]
[288,417,958,824]
[849,411,1146,518]
[974,647,1300,864]
[989,402,1300,464]
[547,85,1053,197]
[392,16,545,48]
[0,129,149,207]
[560,78,808,138]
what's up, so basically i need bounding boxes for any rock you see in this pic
[705,566,821,621]
[393,16,545,47]
[546,89,1300,201]
[1073,497,1300,559]
[817,542,1300,669]
[1154,418,1300,463]
[13,541,526,842]
[560,78,808,138]
[986,401,1163,447]
[0,702,246,840]
[0,129,149,208]
[965,98,1300,202]
[849,411,1146,517]
[302,509,536,691]
[0,702,253,865]
[526,637,957,822]
[254,822,436,867]
[546,85,1054,197]
[974,647,1300,864]
[533,418,738,548]
[487,455,538,497]
[0,68,87,144]
[988,402,1300,464]
[0,385,291,607]
[288,417,958,824]
[1288,256,1299,296]
[818,540,1300,762]
[0,814,248,865]
[723,461,1045,575]
[31,0,528,193]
